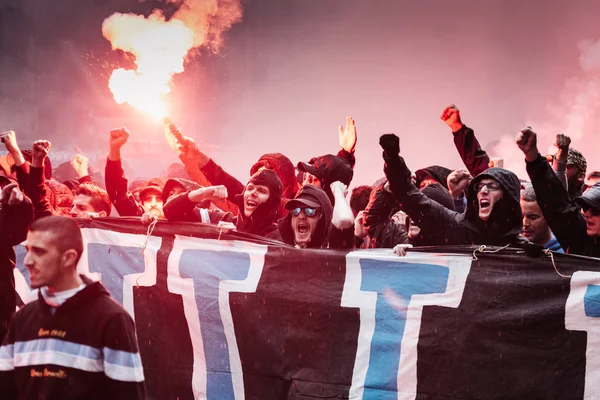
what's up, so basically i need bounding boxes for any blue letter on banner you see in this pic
[342,251,471,400]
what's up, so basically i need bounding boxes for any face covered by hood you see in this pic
[250,153,299,201]
[161,178,202,204]
[414,166,452,189]
[278,184,333,248]
[235,169,283,236]
[464,167,522,241]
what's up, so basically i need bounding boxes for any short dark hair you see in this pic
[75,183,111,215]
[350,185,373,215]
[520,183,537,202]
[29,216,84,264]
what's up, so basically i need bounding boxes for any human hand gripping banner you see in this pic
[13,218,600,399]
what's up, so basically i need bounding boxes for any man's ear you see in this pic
[98,210,107,218]
[62,249,79,269]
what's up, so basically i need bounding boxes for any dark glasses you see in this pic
[290,207,319,217]
[582,205,600,216]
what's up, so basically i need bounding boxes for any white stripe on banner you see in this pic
[0,344,14,371]
[13,339,103,372]
[103,348,145,382]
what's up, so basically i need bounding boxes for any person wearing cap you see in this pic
[380,133,525,247]
[278,185,333,248]
[549,133,588,198]
[517,128,600,257]
[164,169,284,239]
[297,154,354,206]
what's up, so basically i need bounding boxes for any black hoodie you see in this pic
[278,185,333,248]
[414,166,452,188]
[527,154,600,257]
[383,151,525,246]
[163,170,283,239]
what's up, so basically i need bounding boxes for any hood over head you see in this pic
[414,166,452,188]
[235,169,284,236]
[162,178,202,203]
[464,167,522,241]
[421,182,455,211]
[251,153,299,200]
[297,154,353,204]
[279,184,333,248]
[575,183,600,210]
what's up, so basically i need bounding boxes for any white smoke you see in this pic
[491,37,600,179]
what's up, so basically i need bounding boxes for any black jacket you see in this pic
[363,183,409,248]
[383,151,524,246]
[0,196,33,341]
[453,125,491,177]
[0,276,145,399]
[526,154,600,257]
[105,159,144,217]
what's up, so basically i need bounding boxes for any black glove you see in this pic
[379,133,400,156]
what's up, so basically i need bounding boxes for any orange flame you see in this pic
[102,12,194,118]
[103,1,242,119]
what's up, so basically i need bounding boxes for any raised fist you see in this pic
[32,140,51,160]
[515,126,539,161]
[71,154,89,178]
[338,116,357,153]
[1,130,19,153]
[447,169,472,199]
[330,181,349,197]
[109,127,130,150]
[206,185,228,201]
[440,105,462,130]
[554,133,571,150]
[379,133,400,156]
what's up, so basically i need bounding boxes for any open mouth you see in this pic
[479,199,491,211]
[246,200,258,208]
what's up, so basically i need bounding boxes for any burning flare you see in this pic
[102,0,242,118]
[102,12,194,118]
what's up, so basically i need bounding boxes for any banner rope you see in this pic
[544,249,571,278]
[472,244,510,260]
[136,218,158,288]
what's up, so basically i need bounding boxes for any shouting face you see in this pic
[475,179,503,221]
[243,183,270,217]
[521,200,551,245]
[290,207,321,247]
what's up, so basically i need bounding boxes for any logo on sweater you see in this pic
[30,368,68,379]
[37,328,67,338]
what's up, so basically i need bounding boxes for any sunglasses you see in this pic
[582,205,600,216]
[290,207,320,217]
[475,182,501,192]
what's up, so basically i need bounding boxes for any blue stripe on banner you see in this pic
[103,347,143,368]
[0,344,14,371]
[584,284,600,317]
[15,338,101,360]
[359,259,449,399]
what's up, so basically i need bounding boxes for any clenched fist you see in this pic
[31,140,51,168]
[515,126,539,162]
[379,133,400,157]
[0,183,25,206]
[440,105,463,131]
[109,128,130,150]
[447,169,472,199]
[554,133,571,150]
[71,154,89,178]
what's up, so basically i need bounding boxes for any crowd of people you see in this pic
[0,104,599,397]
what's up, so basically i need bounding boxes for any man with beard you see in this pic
[163,169,283,239]
[517,127,600,257]
[520,184,563,252]
[379,133,524,246]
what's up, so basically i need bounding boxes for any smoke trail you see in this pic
[491,38,600,178]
